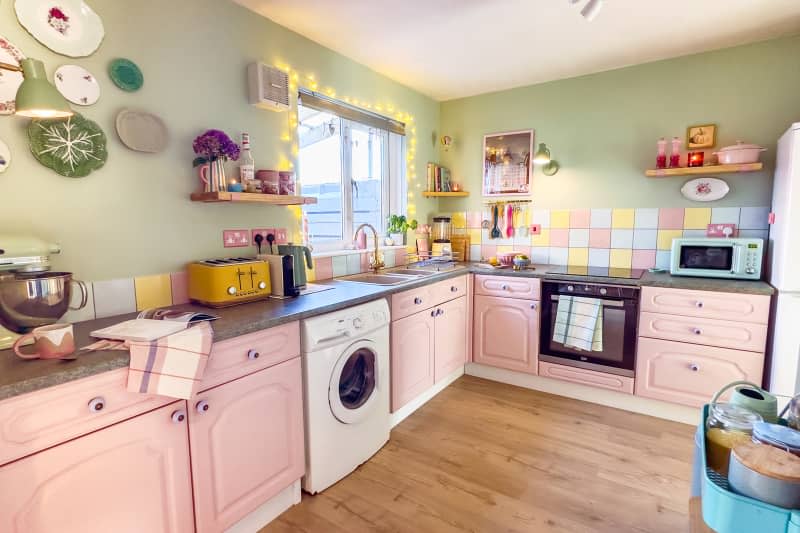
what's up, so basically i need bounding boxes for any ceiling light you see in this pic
[580,0,604,21]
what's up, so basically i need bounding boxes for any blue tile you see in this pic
[549,247,569,266]
[588,248,610,268]
[634,208,659,229]
[531,247,550,265]
[738,229,769,240]
[711,207,741,225]
[569,228,590,248]
[470,244,482,261]
[610,229,633,249]
[532,209,551,229]
[332,256,348,277]
[740,206,770,230]
[590,209,612,229]
[656,251,672,270]
[633,229,657,249]
[683,229,707,238]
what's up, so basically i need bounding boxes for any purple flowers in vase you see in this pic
[193,129,240,193]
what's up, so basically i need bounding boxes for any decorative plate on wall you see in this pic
[0,34,26,115]
[115,109,169,153]
[54,65,100,106]
[109,58,143,92]
[28,113,107,177]
[681,177,730,202]
[15,1,105,58]
[0,138,11,173]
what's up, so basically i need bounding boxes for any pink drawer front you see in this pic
[430,275,468,304]
[635,337,765,408]
[474,275,541,300]
[539,362,634,394]
[639,312,768,353]
[640,287,770,324]
[0,368,175,466]
[199,321,300,393]
[392,285,434,320]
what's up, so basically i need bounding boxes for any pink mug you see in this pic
[13,324,76,360]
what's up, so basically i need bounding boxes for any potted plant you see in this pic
[386,215,418,245]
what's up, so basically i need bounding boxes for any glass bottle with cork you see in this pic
[239,133,256,192]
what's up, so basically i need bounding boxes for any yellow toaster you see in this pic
[187,258,271,308]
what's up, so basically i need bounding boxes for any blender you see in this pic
[431,216,452,257]
[0,235,87,350]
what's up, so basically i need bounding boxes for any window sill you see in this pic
[311,245,407,259]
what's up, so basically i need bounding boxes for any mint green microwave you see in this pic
[670,238,764,280]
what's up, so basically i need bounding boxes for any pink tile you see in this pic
[570,209,591,228]
[395,248,407,265]
[314,257,333,280]
[589,229,611,248]
[466,212,483,229]
[658,208,685,230]
[632,250,656,269]
[513,245,531,257]
[170,272,189,305]
[481,245,497,260]
[549,228,570,247]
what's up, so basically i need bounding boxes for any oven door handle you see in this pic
[549,295,625,308]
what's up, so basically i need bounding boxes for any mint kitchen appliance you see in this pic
[277,244,313,288]
[0,235,88,350]
[670,237,764,280]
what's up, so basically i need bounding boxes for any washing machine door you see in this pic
[329,340,380,424]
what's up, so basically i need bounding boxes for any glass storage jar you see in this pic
[706,403,763,476]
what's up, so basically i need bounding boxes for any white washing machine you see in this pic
[300,298,391,494]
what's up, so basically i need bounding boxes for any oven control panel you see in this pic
[552,282,639,300]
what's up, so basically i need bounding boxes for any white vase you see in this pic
[389,233,404,246]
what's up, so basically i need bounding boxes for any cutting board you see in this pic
[450,234,471,262]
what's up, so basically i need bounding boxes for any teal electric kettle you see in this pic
[277,244,313,288]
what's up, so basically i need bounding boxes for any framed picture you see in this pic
[483,129,533,197]
[686,124,717,150]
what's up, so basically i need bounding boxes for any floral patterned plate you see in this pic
[0,34,26,115]
[14,0,105,58]
[681,177,730,202]
[0,138,11,173]
[54,65,100,106]
[28,112,107,178]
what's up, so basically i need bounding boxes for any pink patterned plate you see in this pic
[681,177,730,202]
[14,1,105,58]
[55,65,100,106]
[0,35,25,115]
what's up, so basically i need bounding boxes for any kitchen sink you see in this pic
[384,268,435,276]
[339,273,419,285]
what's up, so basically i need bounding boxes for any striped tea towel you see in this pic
[552,296,603,352]
[127,322,213,399]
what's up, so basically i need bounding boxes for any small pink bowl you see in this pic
[497,252,520,266]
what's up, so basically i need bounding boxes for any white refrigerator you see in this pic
[768,122,800,404]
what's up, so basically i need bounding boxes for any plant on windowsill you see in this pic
[386,215,418,246]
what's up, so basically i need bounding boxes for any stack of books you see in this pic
[426,163,452,192]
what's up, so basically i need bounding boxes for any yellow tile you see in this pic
[496,245,514,254]
[134,274,173,311]
[609,249,632,269]
[684,208,712,230]
[468,228,482,244]
[657,229,684,250]
[451,211,467,229]
[612,208,635,229]
[568,248,589,266]
[531,228,550,247]
[306,266,316,282]
[550,210,570,228]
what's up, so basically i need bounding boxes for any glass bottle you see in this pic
[656,138,667,169]
[239,133,255,190]
[706,403,762,475]
[669,137,682,168]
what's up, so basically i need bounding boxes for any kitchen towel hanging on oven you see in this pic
[553,296,604,352]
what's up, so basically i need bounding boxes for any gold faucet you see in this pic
[353,224,385,273]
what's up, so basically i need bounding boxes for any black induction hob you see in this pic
[544,266,646,279]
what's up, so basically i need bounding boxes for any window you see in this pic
[298,90,406,251]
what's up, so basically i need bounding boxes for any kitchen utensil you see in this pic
[729,441,800,509]
[714,141,767,165]
[497,252,520,267]
[13,323,75,359]
[115,109,169,153]
[431,217,453,257]
[187,258,271,307]
[681,177,730,202]
[0,138,10,173]
[0,35,25,114]
[712,380,779,423]
[706,402,763,475]
[506,204,513,238]
[491,205,501,239]
[109,58,143,92]
[266,233,275,254]
[277,244,313,288]
[15,0,105,58]
[54,65,100,105]
[0,272,88,333]
[28,113,108,178]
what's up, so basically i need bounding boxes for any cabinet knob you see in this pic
[196,400,210,414]
[695,301,704,308]
[414,297,423,305]
[88,397,106,413]
[501,284,509,290]
[247,349,260,360]
[171,410,187,424]
[227,286,237,295]
[258,281,267,290]
[530,303,537,310]
[437,308,444,317]
[689,363,700,372]
[431,310,437,317]
[692,328,702,335]
[450,286,458,292]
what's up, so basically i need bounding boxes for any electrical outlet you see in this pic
[274,228,288,244]
[706,223,737,238]
[529,224,542,235]
[223,230,250,248]
[251,228,275,246]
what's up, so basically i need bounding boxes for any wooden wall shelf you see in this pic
[190,192,317,205]
[645,162,763,177]
[422,191,470,198]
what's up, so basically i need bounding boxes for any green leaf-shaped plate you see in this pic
[28,113,108,178]
[109,58,143,92]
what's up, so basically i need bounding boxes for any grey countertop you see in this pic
[0,263,773,401]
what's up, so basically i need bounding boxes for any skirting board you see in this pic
[390,365,465,428]
[226,479,301,533]
[466,363,699,426]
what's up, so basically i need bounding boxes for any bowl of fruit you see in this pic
[513,255,531,270]
[497,252,520,267]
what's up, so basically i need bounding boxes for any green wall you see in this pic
[438,35,800,214]
[0,0,440,280]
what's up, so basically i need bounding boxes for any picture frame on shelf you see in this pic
[686,124,717,150]
[482,129,533,197]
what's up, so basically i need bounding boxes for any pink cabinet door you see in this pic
[391,310,435,412]
[635,337,765,407]
[434,296,468,382]
[473,295,539,374]
[0,402,194,533]
[189,357,304,533]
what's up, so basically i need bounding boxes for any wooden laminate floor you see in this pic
[263,376,695,533]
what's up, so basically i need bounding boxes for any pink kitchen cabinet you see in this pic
[434,296,469,382]
[0,402,195,533]
[189,357,304,533]
[473,294,539,374]
[391,309,436,411]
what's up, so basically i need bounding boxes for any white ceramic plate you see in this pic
[0,35,26,115]
[54,65,100,105]
[681,177,730,202]
[15,0,105,58]
[115,109,169,153]
[0,138,11,173]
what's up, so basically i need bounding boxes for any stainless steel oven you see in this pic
[539,280,639,377]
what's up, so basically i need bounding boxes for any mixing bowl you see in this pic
[0,272,87,333]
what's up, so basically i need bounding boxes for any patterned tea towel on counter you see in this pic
[552,296,603,352]
[126,322,214,399]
